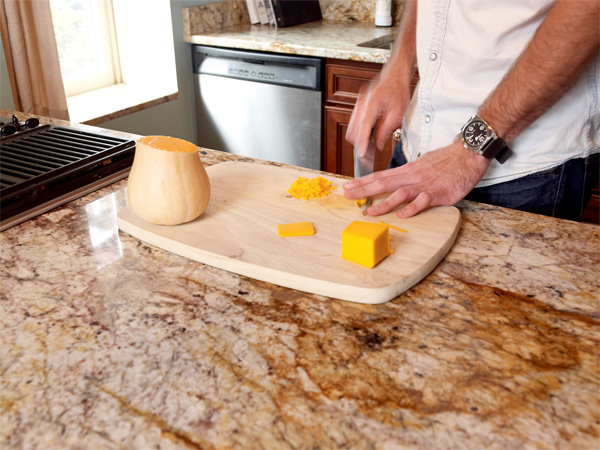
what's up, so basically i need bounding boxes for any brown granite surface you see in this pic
[1,113,599,449]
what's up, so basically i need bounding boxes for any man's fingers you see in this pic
[366,186,416,216]
[344,141,490,218]
[343,167,406,198]
[342,182,368,199]
[396,191,434,218]
[343,171,383,198]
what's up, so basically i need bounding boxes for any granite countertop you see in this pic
[1,111,599,449]
[182,1,399,64]
[184,20,396,64]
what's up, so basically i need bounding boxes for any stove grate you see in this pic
[0,123,136,227]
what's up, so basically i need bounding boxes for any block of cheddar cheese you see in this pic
[341,221,391,268]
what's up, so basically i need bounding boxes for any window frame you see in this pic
[50,0,122,97]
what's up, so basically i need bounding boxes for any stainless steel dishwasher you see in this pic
[192,45,323,170]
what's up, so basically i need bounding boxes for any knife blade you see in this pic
[353,124,377,215]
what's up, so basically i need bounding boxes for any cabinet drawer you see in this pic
[325,59,383,106]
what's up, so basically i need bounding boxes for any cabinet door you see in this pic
[324,106,353,176]
[324,58,409,177]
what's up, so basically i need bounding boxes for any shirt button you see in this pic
[430,52,438,61]
[425,115,432,123]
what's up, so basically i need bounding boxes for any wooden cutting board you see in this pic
[117,161,460,304]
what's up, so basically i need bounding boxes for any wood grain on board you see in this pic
[117,161,461,303]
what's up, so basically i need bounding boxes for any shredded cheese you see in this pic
[288,176,336,200]
[379,221,408,233]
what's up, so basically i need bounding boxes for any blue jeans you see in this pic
[389,142,599,221]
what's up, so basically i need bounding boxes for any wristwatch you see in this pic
[459,114,512,164]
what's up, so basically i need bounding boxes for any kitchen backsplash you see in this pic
[183,1,248,35]
[320,0,404,24]
[183,1,405,36]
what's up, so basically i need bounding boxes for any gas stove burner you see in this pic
[0,117,136,231]
[0,114,40,137]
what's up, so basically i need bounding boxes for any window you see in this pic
[49,0,121,97]
[48,0,178,124]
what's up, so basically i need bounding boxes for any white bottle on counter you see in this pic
[375,0,392,27]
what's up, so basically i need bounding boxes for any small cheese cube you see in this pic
[277,221,315,237]
[341,221,391,268]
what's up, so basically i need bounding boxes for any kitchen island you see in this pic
[1,112,599,449]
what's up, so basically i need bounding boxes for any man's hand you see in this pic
[345,0,417,155]
[346,76,411,155]
[343,140,491,218]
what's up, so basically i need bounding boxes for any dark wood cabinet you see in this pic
[324,106,355,176]
[582,185,599,224]
[323,59,398,177]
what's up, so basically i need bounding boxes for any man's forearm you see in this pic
[479,0,600,143]
[381,0,417,84]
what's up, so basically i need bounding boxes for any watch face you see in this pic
[464,120,489,148]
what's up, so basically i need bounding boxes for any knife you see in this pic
[353,124,377,215]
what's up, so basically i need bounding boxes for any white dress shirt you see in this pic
[402,0,600,187]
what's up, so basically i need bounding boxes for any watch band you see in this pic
[494,143,513,164]
[481,136,513,164]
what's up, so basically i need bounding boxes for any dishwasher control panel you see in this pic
[228,68,276,81]
[193,45,322,91]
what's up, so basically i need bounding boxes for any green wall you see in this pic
[0,36,15,111]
